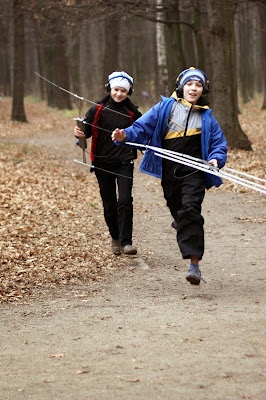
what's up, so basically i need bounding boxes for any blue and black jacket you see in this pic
[114,95,228,189]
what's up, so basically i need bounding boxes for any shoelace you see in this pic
[198,270,207,284]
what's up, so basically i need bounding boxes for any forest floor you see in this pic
[0,97,266,400]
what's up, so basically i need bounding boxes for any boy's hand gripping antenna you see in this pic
[74,98,87,163]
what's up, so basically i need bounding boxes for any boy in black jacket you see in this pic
[74,71,141,255]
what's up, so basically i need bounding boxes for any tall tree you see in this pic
[235,1,257,104]
[103,19,120,84]
[258,2,266,109]
[156,0,169,96]
[12,0,27,122]
[0,0,12,97]
[53,29,72,109]
[206,0,251,150]
[165,0,186,90]
[192,0,205,70]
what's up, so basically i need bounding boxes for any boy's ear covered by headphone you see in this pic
[176,67,210,95]
[105,71,134,95]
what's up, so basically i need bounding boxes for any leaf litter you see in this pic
[0,97,265,302]
[0,98,132,302]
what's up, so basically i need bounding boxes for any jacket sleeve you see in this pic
[208,115,228,168]
[83,106,96,139]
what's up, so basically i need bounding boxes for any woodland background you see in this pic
[0,0,265,150]
[0,0,265,303]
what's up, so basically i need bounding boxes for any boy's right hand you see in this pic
[111,128,127,142]
[74,126,85,138]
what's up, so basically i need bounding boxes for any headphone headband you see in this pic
[108,74,133,86]
[105,76,134,95]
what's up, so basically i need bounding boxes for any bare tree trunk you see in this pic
[206,0,251,150]
[165,0,186,90]
[236,2,257,104]
[79,20,104,101]
[259,3,266,109]
[0,42,12,97]
[156,0,169,96]
[0,1,12,97]
[12,0,27,122]
[40,25,72,109]
[180,2,195,67]
[103,19,120,84]
[192,0,205,70]
[234,6,245,104]
[35,26,45,100]
[53,29,72,110]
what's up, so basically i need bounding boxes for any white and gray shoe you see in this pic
[121,244,137,255]
[186,268,201,285]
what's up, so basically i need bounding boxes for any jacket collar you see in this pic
[170,91,209,110]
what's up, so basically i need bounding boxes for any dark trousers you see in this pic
[162,171,205,260]
[94,161,134,247]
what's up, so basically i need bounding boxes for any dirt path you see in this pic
[1,134,266,400]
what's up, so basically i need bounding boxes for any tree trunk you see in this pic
[192,0,205,70]
[103,19,120,85]
[35,27,46,100]
[156,0,169,96]
[206,0,251,150]
[53,29,72,110]
[12,0,27,122]
[29,13,46,99]
[0,1,12,97]
[234,6,247,104]
[41,26,72,110]
[259,4,266,109]
[42,31,55,108]
[165,0,186,91]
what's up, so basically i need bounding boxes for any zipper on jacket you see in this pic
[184,105,194,136]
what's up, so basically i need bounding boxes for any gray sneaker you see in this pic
[171,220,178,230]
[111,239,121,255]
[186,268,201,285]
[121,244,137,255]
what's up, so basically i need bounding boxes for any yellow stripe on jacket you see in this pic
[164,128,201,139]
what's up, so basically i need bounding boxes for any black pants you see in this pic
[94,161,134,247]
[162,171,205,260]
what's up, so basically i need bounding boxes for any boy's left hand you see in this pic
[208,159,218,168]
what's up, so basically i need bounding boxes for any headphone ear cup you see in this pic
[175,83,183,97]
[202,84,209,95]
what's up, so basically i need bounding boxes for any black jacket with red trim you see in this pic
[84,94,142,163]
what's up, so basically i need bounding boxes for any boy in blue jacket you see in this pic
[112,67,227,285]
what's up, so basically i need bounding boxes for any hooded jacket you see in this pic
[115,95,228,189]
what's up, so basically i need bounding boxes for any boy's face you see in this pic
[110,87,128,103]
[183,80,203,105]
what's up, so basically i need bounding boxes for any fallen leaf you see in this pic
[158,376,169,381]
[50,353,65,358]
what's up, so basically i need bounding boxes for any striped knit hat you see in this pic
[179,67,205,87]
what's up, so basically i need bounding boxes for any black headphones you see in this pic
[176,67,210,95]
[105,74,133,96]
